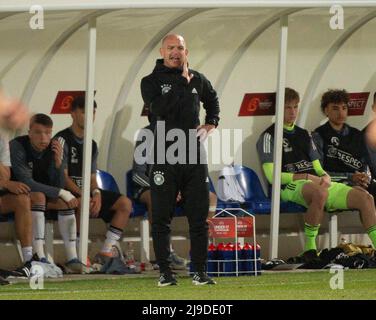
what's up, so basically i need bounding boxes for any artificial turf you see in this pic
[0,269,375,300]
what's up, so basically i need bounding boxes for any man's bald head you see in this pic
[160,34,188,69]
[161,34,186,47]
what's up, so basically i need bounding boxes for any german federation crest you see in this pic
[153,171,165,185]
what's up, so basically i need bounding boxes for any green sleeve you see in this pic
[312,159,327,177]
[262,163,294,185]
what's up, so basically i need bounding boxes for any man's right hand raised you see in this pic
[182,58,193,84]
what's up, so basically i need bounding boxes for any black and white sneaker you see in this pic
[0,275,10,286]
[158,272,177,287]
[192,272,216,285]
[9,260,32,279]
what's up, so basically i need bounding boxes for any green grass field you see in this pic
[1,269,375,300]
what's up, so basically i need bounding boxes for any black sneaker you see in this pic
[158,272,177,287]
[0,275,10,286]
[192,272,217,285]
[9,260,32,279]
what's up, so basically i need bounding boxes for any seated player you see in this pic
[0,133,34,277]
[54,96,132,263]
[312,89,376,194]
[363,92,376,199]
[256,88,376,255]
[0,90,31,283]
[132,120,217,269]
[10,113,82,273]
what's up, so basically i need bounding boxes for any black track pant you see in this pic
[150,163,209,273]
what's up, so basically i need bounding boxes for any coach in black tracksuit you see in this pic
[140,34,219,286]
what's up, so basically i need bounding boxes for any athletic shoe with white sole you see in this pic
[158,272,177,287]
[192,272,216,285]
[64,258,86,274]
[0,275,10,286]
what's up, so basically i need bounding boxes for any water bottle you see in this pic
[241,243,253,275]
[207,243,217,277]
[216,243,225,276]
[223,243,235,276]
[234,243,242,276]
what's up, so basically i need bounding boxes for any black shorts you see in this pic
[133,185,150,202]
[45,190,122,222]
[98,189,122,223]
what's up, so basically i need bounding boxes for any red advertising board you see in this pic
[51,91,95,114]
[238,91,370,117]
[208,217,254,238]
[238,92,276,116]
[347,92,369,116]
[236,217,254,237]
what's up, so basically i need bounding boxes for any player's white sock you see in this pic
[76,234,80,252]
[22,246,33,262]
[31,206,46,259]
[101,225,123,254]
[58,209,78,262]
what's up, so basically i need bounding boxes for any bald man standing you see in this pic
[140,34,220,286]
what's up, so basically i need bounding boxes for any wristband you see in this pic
[59,189,75,202]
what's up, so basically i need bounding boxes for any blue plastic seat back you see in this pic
[208,177,216,194]
[224,166,306,214]
[233,165,268,201]
[125,169,148,217]
[96,169,120,193]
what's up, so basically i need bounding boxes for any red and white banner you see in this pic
[238,91,370,117]
[208,217,254,238]
[347,92,370,116]
[236,217,254,237]
[238,92,276,116]
[51,91,93,114]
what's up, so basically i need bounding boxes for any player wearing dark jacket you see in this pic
[140,34,219,286]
